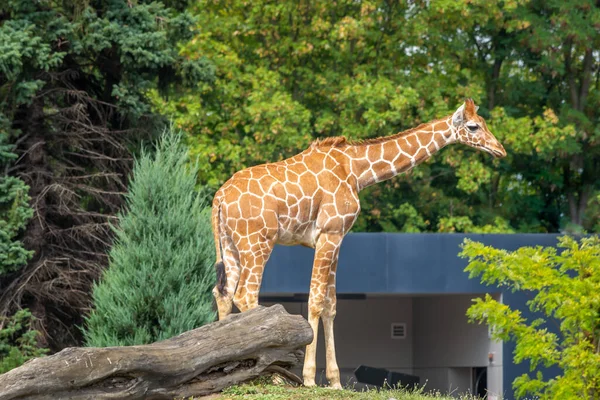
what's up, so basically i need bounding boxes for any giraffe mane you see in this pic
[311,136,349,148]
[310,118,448,148]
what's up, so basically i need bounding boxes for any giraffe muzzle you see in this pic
[490,142,507,158]
[483,137,507,158]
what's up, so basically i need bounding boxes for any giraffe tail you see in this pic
[212,197,227,296]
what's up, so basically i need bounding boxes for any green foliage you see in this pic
[355,201,427,233]
[0,0,213,122]
[0,0,215,348]
[461,236,600,399]
[151,0,600,234]
[0,309,48,374]
[438,216,515,234]
[83,132,216,347]
[0,175,33,275]
[0,137,33,276]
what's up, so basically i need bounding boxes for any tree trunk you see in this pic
[568,186,592,227]
[0,305,312,400]
[487,51,504,111]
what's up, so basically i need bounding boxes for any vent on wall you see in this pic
[391,323,407,339]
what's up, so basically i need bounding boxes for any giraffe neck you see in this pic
[347,117,457,191]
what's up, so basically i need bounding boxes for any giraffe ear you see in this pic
[452,103,465,127]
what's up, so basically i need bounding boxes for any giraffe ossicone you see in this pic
[211,98,506,388]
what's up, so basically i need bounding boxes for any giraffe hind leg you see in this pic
[322,270,342,389]
[233,239,275,312]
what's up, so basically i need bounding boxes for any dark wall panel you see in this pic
[261,233,560,295]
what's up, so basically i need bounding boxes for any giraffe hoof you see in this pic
[303,379,316,387]
[327,382,343,390]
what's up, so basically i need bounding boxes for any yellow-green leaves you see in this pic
[491,107,579,158]
[462,236,600,398]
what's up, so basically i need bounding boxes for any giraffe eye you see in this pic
[466,123,479,132]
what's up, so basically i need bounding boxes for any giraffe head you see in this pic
[451,99,506,158]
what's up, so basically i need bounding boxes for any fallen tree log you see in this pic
[0,304,312,400]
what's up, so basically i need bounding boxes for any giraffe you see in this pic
[210,98,506,388]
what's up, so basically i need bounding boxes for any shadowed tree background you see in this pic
[0,0,214,350]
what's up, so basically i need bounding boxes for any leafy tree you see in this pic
[84,133,216,347]
[461,236,600,399]
[155,0,599,234]
[410,0,600,232]
[495,0,600,229]
[438,216,515,234]
[155,0,501,232]
[0,0,214,348]
[0,309,48,374]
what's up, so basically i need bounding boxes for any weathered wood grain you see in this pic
[0,304,312,400]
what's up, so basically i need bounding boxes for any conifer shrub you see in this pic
[0,139,33,276]
[83,133,216,347]
[0,309,48,374]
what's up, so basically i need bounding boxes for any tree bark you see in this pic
[486,28,507,111]
[0,305,312,400]
[578,48,593,111]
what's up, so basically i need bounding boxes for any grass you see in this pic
[204,378,483,400]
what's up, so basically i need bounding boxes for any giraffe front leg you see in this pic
[303,233,343,387]
[302,305,320,387]
[322,268,342,389]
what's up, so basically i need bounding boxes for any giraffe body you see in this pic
[215,141,359,247]
[211,99,506,388]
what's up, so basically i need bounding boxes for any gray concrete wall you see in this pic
[323,296,413,370]
[261,293,501,396]
[262,296,414,386]
[412,294,502,396]
[413,295,490,368]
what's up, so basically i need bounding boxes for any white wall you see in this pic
[487,293,504,399]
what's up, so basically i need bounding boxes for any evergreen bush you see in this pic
[0,138,33,276]
[83,133,216,347]
[0,309,47,374]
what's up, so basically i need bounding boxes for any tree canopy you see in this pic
[156,0,600,234]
